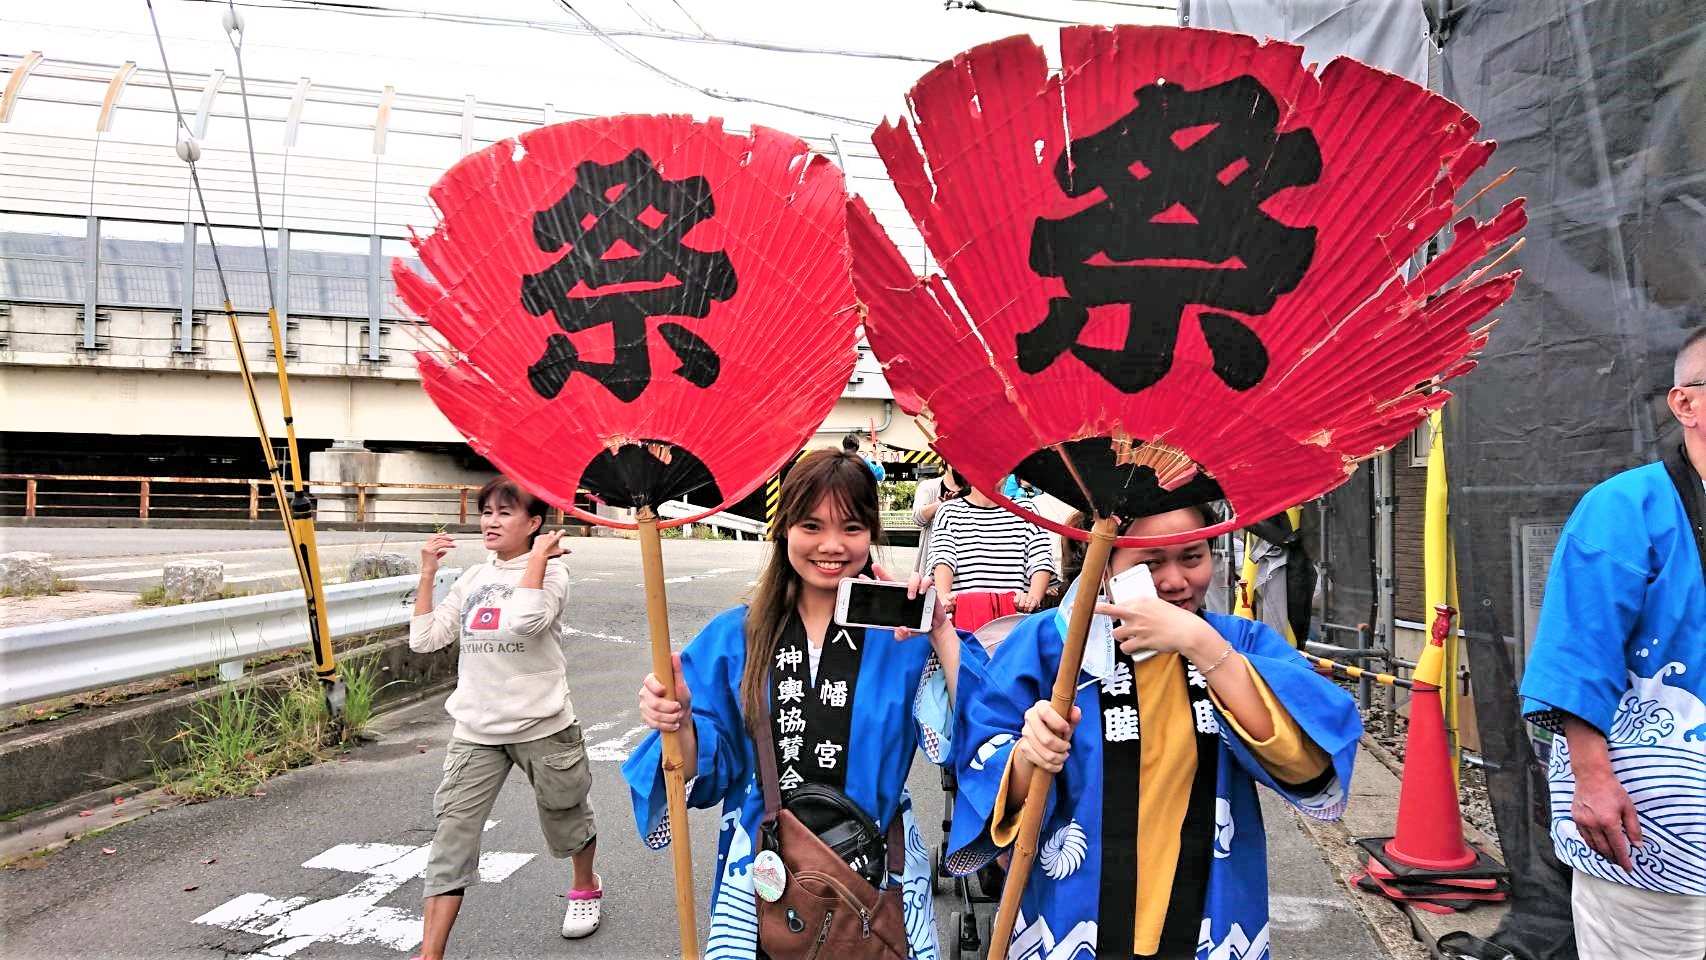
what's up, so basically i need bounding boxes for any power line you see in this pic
[179,0,940,64]
[223,0,280,313]
[550,0,882,127]
[943,1,1077,24]
[1058,0,1175,10]
[663,0,709,37]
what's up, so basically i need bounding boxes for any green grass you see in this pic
[273,673,329,767]
[0,577,83,599]
[165,684,276,800]
[338,657,407,741]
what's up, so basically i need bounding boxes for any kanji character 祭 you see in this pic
[521,148,737,402]
[1019,77,1320,394]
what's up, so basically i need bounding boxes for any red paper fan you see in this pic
[853,26,1526,547]
[396,115,860,527]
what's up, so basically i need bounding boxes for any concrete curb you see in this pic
[0,631,457,817]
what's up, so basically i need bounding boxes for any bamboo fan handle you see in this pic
[988,515,1119,960]
[637,507,701,960]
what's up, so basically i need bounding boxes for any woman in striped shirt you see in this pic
[926,469,1056,631]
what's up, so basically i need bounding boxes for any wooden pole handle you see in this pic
[988,515,1119,960]
[638,508,700,960]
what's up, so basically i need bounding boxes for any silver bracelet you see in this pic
[1196,642,1237,676]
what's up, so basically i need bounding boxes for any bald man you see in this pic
[1519,328,1706,960]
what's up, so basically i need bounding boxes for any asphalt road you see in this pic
[0,527,507,594]
[0,536,1387,959]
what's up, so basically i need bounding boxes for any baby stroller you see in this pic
[936,612,1028,960]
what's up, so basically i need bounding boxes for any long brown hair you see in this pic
[738,448,883,730]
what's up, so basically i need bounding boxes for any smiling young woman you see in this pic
[622,448,982,959]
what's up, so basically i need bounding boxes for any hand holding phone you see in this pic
[1106,564,1159,662]
[835,578,937,632]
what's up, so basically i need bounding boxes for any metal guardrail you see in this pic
[0,568,459,710]
[0,473,604,526]
[658,500,767,539]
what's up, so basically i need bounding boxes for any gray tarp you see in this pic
[1443,2,1704,958]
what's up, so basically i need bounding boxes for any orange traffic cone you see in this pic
[1356,605,1508,908]
[1382,607,1477,871]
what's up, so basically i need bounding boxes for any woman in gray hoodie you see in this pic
[408,477,601,959]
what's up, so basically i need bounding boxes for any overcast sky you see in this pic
[8,0,1175,150]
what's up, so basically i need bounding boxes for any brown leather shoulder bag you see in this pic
[752,700,910,960]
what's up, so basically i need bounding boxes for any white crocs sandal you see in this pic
[561,879,602,939]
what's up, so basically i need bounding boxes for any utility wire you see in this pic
[551,0,882,127]
[179,0,938,63]
[943,0,1077,24]
[224,0,279,313]
[664,0,709,37]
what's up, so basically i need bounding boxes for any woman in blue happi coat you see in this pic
[950,504,1361,960]
[623,448,978,959]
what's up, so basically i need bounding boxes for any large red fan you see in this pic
[395,115,862,960]
[852,26,1525,548]
[850,27,1525,956]
[398,115,859,527]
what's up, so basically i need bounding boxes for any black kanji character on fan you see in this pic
[521,148,737,402]
[1018,76,1321,393]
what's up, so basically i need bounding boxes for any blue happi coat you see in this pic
[623,606,972,959]
[949,601,1360,960]
[1520,461,1706,895]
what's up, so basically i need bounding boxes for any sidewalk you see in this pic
[1295,735,1510,960]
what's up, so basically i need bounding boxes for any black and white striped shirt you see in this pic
[926,498,1056,593]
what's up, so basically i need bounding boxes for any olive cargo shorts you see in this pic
[423,723,596,898]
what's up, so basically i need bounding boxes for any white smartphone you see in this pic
[1108,563,1158,604]
[1106,564,1158,663]
[834,579,936,632]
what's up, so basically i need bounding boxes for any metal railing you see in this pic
[657,499,766,540]
[0,568,458,710]
[0,472,592,526]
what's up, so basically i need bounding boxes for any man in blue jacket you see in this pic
[1519,328,1706,960]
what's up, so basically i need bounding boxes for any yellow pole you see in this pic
[1421,407,1461,785]
[636,507,701,960]
[1234,531,1257,620]
[1282,506,1302,647]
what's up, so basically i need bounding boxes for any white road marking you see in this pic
[193,821,532,958]
[50,559,162,572]
[563,625,632,644]
[585,725,650,763]
[650,566,741,586]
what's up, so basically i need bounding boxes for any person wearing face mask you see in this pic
[947,503,1362,960]
[623,448,980,959]
[409,477,602,958]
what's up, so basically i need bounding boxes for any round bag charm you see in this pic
[752,849,788,903]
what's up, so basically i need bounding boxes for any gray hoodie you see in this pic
[409,554,574,745]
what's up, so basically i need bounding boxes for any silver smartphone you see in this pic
[1108,563,1158,604]
[834,578,936,632]
[1107,563,1158,662]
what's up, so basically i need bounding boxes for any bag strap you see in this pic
[1661,443,1706,585]
[755,681,784,823]
[752,647,908,875]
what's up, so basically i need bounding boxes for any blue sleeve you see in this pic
[913,631,988,766]
[947,614,1063,871]
[622,607,752,849]
[1519,484,1651,735]
[1213,614,1361,820]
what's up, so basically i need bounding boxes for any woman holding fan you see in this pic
[948,503,1361,960]
[624,447,978,959]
